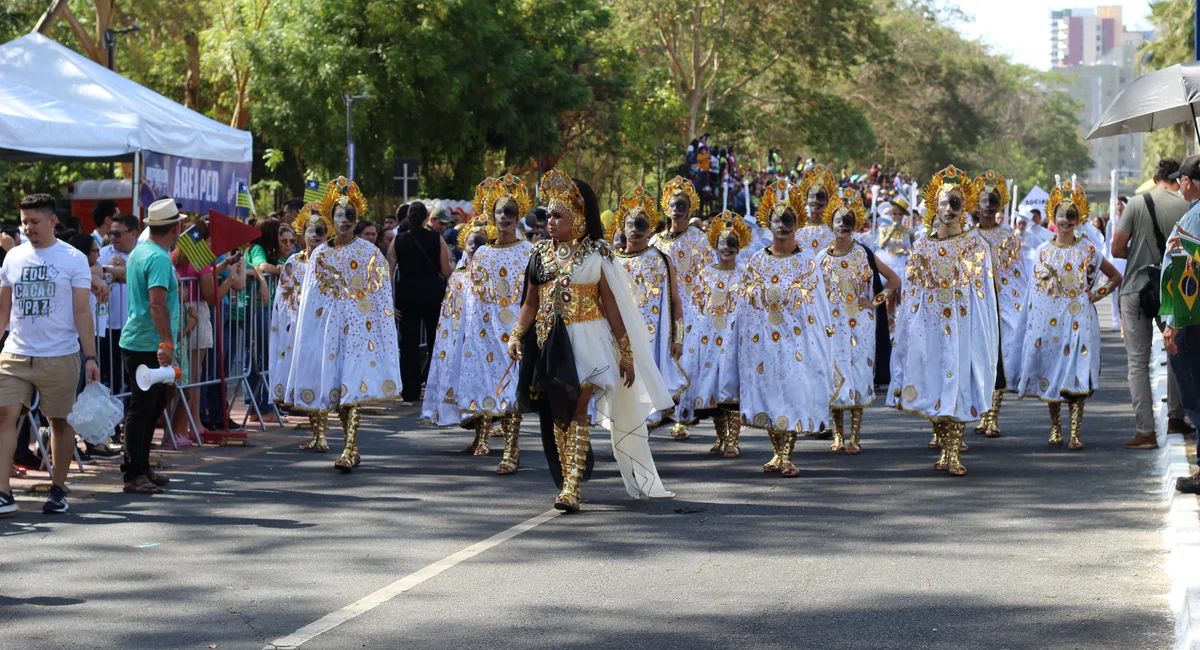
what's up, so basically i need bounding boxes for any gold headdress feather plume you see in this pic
[539,169,588,239]
[755,179,796,228]
[457,216,498,251]
[318,176,369,222]
[974,170,1009,211]
[660,176,701,219]
[922,165,979,229]
[606,185,663,241]
[823,188,867,230]
[708,210,753,250]
[798,165,839,226]
[1046,180,1090,222]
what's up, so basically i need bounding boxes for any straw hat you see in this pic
[146,198,183,226]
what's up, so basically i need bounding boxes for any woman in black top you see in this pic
[391,202,453,404]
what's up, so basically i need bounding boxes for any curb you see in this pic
[1153,333,1200,650]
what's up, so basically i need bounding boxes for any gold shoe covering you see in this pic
[846,408,863,455]
[723,408,742,458]
[934,420,950,471]
[763,430,783,472]
[555,422,589,512]
[670,422,691,441]
[299,412,329,452]
[1048,402,1063,446]
[928,422,941,449]
[980,390,1004,437]
[778,431,799,477]
[945,421,966,476]
[831,409,846,452]
[497,413,521,474]
[334,406,361,472]
[1068,399,1085,450]
[710,411,728,455]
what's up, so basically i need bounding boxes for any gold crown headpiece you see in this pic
[474,174,533,229]
[799,164,838,226]
[539,169,587,239]
[756,179,796,228]
[318,176,369,222]
[293,201,332,238]
[707,210,753,250]
[922,165,979,229]
[661,176,701,219]
[1046,180,1090,222]
[823,188,867,230]
[606,186,663,241]
[457,216,498,251]
[974,170,1009,211]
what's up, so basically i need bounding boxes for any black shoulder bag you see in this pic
[1138,194,1167,319]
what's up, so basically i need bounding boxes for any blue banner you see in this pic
[142,152,253,219]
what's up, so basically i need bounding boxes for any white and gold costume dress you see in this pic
[420,261,470,427]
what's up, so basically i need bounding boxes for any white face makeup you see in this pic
[305,222,327,249]
[806,187,829,221]
[1054,202,1079,234]
[494,198,519,232]
[770,207,797,237]
[716,232,738,261]
[669,194,690,221]
[936,187,964,227]
[623,208,652,244]
[333,204,355,233]
[834,206,857,238]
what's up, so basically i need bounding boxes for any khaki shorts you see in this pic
[0,351,82,418]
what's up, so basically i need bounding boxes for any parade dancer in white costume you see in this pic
[888,166,999,476]
[736,179,836,477]
[796,165,838,263]
[972,170,1028,438]
[510,170,674,512]
[420,218,491,430]
[270,203,331,451]
[285,177,402,473]
[652,176,712,439]
[817,189,900,454]
[609,186,688,429]
[682,211,751,457]
[1018,181,1122,449]
[455,175,534,474]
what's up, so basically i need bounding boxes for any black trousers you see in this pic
[397,300,441,402]
[120,349,168,483]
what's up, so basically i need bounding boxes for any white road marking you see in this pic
[264,508,561,649]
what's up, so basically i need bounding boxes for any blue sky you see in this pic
[953,0,1154,70]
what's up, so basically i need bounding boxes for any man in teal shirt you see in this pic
[119,199,184,495]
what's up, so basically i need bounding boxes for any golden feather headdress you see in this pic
[798,165,839,226]
[823,188,867,230]
[457,216,498,251]
[293,201,332,239]
[922,165,979,229]
[755,179,797,228]
[474,174,533,229]
[318,176,369,222]
[974,170,1009,211]
[606,185,663,241]
[539,169,587,239]
[708,210,753,250]
[1046,180,1090,222]
[661,176,701,219]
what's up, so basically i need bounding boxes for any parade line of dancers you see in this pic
[271,166,1121,512]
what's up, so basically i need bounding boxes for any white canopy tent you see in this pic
[0,80,138,160]
[0,33,252,164]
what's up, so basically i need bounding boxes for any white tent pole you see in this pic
[132,150,142,218]
[1009,179,1018,228]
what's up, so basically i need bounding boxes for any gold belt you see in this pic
[540,282,605,325]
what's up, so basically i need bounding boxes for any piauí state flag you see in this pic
[1161,227,1200,327]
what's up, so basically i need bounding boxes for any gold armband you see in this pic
[673,319,685,345]
[511,322,527,340]
[871,288,892,307]
[616,333,634,365]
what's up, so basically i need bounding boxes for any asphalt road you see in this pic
[0,321,1174,650]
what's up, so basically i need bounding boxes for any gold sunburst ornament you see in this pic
[661,176,701,219]
[974,170,1009,211]
[707,210,752,250]
[318,176,369,223]
[1046,180,1090,222]
[457,216,498,251]
[799,164,839,226]
[540,169,587,240]
[823,188,867,230]
[293,201,333,240]
[922,165,979,229]
[474,174,532,230]
[606,185,663,241]
[756,179,796,228]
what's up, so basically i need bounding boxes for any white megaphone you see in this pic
[136,365,182,391]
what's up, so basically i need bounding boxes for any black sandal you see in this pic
[123,476,163,494]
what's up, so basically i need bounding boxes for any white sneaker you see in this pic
[0,491,17,515]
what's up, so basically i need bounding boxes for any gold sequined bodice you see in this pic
[531,239,615,347]
[313,238,389,310]
[821,246,872,313]
[977,224,1025,280]
[470,241,531,307]
[1034,236,1099,299]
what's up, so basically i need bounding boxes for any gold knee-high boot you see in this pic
[334,406,361,473]
[778,431,799,477]
[710,411,728,455]
[1048,402,1063,446]
[977,390,1004,437]
[945,421,966,476]
[299,412,328,452]
[497,413,521,474]
[1068,399,1085,450]
[723,408,742,458]
[555,422,589,512]
[928,421,941,449]
[763,429,783,472]
[934,420,950,470]
[831,409,846,452]
[472,415,492,456]
[846,408,863,454]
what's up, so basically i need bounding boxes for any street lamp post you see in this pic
[103,23,140,71]
[343,93,371,181]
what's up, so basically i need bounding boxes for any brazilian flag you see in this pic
[1161,229,1200,327]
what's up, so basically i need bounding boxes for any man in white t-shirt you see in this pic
[0,194,100,516]
[98,213,139,394]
